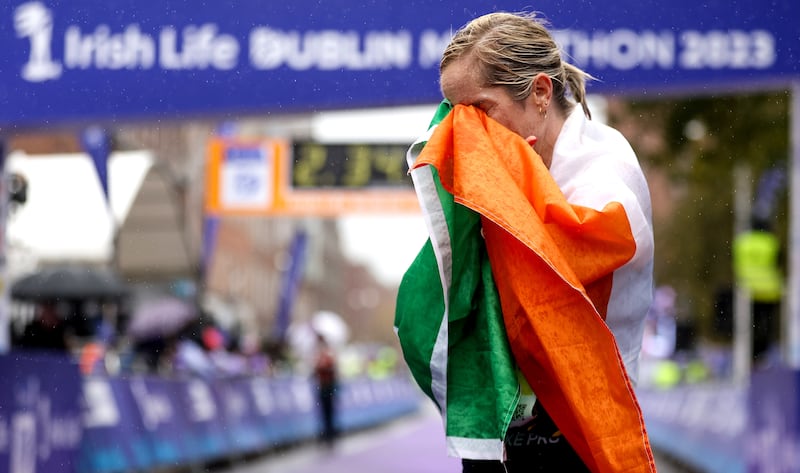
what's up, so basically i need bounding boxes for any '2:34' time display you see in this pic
[291,143,412,189]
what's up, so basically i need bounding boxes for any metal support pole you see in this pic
[732,164,752,384]
[787,82,800,368]
[0,139,7,354]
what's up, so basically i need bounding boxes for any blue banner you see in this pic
[1,0,798,128]
[638,367,800,473]
[747,366,800,472]
[78,377,153,473]
[79,375,246,471]
[0,353,83,473]
[75,371,421,473]
[638,384,747,473]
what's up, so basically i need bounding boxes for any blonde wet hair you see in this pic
[440,11,594,119]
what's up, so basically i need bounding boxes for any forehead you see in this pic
[439,57,484,104]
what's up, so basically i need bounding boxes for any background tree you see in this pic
[606,91,790,344]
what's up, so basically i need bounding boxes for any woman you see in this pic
[400,11,655,473]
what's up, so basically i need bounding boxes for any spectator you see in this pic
[313,332,338,446]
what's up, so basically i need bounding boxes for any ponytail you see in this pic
[562,62,595,120]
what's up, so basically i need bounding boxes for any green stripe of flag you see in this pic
[395,100,519,460]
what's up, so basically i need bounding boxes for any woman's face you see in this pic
[439,56,538,140]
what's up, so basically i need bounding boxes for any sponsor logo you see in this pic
[14,2,62,81]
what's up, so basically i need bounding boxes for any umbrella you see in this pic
[127,297,198,341]
[311,310,350,347]
[10,265,129,301]
[288,310,351,361]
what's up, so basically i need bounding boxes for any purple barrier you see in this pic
[637,383,747,473]
[0,352,83,473]
[11,352,800,473]
[79,375,311,471]
[0,350,423,473]
[250,376,318,445]
[337,376,421,430]
[76,373,422,473]
[177,378,231,461]
[747,366,800,472]
[78,376,200,473]
[639,366,800,473]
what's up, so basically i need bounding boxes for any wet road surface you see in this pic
[213,402,695,473]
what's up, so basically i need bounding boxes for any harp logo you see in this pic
[14,2,61,82]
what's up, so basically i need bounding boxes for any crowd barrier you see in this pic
[0,352,422,473]
[638,383,746,473]
[638,364,800,473]
[10,352,799,473]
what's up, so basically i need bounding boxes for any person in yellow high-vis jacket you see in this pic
[733,218,783,362]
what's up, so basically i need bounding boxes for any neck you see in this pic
[535,110,567,169]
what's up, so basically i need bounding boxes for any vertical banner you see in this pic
[272,229,308,342]
[200,215,220,279]
[752,167,786,222]
[81,126,111,203]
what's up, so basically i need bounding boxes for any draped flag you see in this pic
[395,102,656,472]
[395,100,520,460]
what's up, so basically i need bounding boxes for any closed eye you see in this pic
[472,101,492,114]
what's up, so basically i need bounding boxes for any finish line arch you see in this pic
[0,0,796,128]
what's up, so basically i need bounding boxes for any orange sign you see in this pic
[205,137,420,216]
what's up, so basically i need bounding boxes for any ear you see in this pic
[531,73,553,107]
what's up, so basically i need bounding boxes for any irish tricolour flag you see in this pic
[395,102,656,472]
